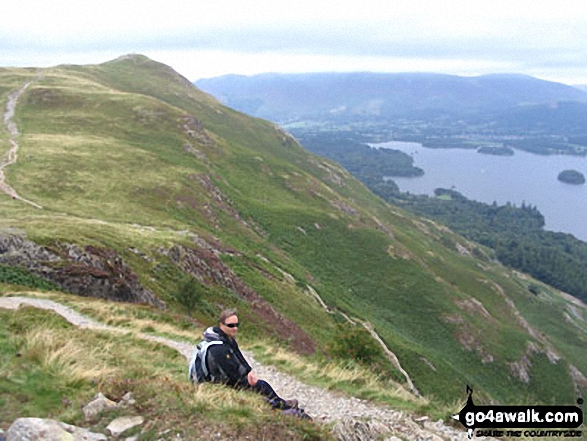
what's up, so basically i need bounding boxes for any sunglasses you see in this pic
[224,322,240,328]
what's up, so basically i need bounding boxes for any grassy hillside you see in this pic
[1,55,586,416]
[0,292,332,440]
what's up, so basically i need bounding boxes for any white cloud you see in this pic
[1,0,587,84]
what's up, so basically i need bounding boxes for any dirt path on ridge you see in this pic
[0,296,487,440]
[1,79,43,209]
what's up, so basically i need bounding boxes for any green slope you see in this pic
[1,55,585,406]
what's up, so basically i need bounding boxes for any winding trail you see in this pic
[0,296,483,441]
[307,284,421,397]
[1,80,43,209]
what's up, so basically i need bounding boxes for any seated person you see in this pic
[195,309,299,411]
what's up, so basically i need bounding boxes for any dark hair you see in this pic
[219,309,237,324]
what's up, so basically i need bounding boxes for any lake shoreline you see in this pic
[371,141,587,243]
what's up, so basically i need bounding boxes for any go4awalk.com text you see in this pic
[453,386,583,438]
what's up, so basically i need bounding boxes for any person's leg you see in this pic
[251,379,294,409]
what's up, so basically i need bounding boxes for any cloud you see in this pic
[1,0,587,84]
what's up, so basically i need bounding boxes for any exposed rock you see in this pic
[118,392,136,408]
[6,418,106,441]
[0,233,60,264]
[83,392,117,420]
[507,342,540,383]
[306,285,333,313]
[0,233,163,308]
[481,279,563,368]
[372,216,394,238]
[446,311,495,364]
[275,266,296,284]
[163,244,316,354]
[179,115,215,148]
[106,416,144,438]
[330,199,358,216]
[456,297,494,322]
[455,242,471,256]
[569,364,587,396]
[421,357,437,372]
[183,142,208,161]
[308,158,347,187]
[55,244,163,307]
[191,174,247,228]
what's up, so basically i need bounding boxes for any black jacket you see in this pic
[203,326,252,387]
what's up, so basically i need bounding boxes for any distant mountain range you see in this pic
[196,72,587,130]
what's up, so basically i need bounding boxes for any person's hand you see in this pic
[247,370,258,386]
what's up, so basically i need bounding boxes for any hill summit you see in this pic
[1,55,586,412]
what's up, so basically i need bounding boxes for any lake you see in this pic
[372,141,587,242]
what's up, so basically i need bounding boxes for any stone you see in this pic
[414,415,429,422]
[118,392,136,408]
[6,418,106,441]
[106,416,144,438]
[83,392,117,420]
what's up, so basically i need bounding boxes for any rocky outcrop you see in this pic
[179,115,216,148]
[0,233,163,307]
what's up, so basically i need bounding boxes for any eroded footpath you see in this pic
[1,79,43,208]
[0,296,489,441]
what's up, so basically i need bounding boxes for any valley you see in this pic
[1,56,586,439]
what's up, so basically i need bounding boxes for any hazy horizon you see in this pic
[2,0,587,85]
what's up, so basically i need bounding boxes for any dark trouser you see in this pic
[249,379,288,409]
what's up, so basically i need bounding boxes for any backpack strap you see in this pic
[188,340,224,383]
[200,340,223,380]
[188,345,199,382]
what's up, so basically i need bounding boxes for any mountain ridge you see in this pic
[195,71,587,123]
[1,55,586,414]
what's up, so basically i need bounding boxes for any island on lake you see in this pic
[558,169,586,185]
[477,146,515,156]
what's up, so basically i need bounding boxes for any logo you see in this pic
[453,386,583,438]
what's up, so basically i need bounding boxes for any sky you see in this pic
[2,0,587,85]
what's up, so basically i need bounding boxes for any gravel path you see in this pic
[0,296,487,441]
[1,80,43,208]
